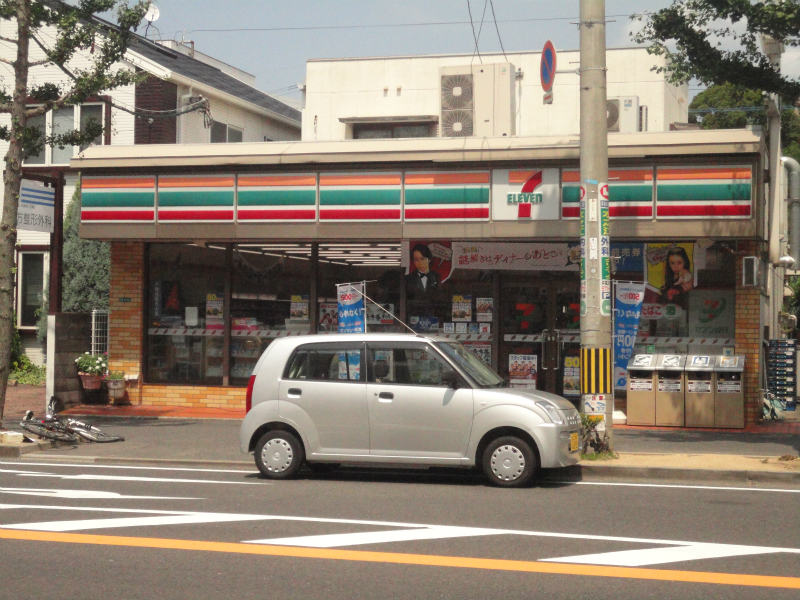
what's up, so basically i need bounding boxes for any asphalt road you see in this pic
[1,459,798,598]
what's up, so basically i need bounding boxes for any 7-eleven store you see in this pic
[72,130,770,426]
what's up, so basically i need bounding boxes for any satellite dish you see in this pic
[145,3,160,23]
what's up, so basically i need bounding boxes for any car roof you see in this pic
[272,333,450,346]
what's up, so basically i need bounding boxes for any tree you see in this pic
[0,0,148,421]
[632,0,800,101]
[689,82,800,163]
[62,185,109,311]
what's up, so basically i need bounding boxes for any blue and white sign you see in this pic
[18,178,55,233]
[337,282,366,333]
[614,281,645,390]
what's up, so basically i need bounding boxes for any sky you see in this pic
[135,1,695,105]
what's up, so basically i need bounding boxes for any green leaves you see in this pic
[632,0,800,102]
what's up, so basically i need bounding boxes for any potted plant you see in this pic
[75,352,107,390]
[105,370,127,402]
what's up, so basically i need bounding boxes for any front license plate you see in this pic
[569,432,579,452]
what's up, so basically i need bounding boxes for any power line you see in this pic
[163,13,646,36]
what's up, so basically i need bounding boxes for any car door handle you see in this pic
[377,391,394,403]
[288,388,302,397]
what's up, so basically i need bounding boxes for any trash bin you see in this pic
[626,354,657,426]
[685,354,714,427]
[715,355,745,428]
[655,354,686,426]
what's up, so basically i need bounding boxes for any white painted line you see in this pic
[4,512,272,532]
[543,543,782,567]
[251,526,506,548]
[18,473,261,485]
[0,487,200,500]
[0,460,252,474]
[551,481,800,494]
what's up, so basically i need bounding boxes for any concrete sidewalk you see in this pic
[2,385,798,485]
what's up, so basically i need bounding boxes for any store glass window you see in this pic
[18,252,44,327]
[317,242,404,335]
[25,113,46,164]
[230,244,314,385]
[147,243,227,385]
[51,106,75,164]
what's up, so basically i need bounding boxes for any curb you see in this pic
[0,440,54,458]
[543,464,800,486]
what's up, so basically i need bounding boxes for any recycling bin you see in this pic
[715,355,745,428]
[655,354,686,426]
[685,354,715,427]
[626,354,657,426]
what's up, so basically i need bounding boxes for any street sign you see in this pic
[540,40,557,93]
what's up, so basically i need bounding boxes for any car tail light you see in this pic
[245,375,256,413]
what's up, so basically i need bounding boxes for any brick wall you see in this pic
[140,384,246,408]
[134,74,178,144]
[734,240,762,425]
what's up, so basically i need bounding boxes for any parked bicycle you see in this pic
[20,399,125,443]
[760,389,785,422]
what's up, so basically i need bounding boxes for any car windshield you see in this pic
[435,341,505,388]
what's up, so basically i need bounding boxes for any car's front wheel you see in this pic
[482,436,537,487]
[254,430,304,479]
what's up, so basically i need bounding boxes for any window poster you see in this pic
[476,297,494,322]
[509,353,537,390]
[562,355,581,398]
[206,293,224,330]
[290,295,309,321]
[452,294,472,321]
[318,302,338,332]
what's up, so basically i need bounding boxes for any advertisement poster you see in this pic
[613,281,645,390]
[562,355,581,398]
[318,302,338,332]
[452,295,473,321]
[367,303,395,325]
[509,354,537,389]
[688,290,735,339]
[289,295,309,320]
[644,243,695,312]
[337,283,365,333]
[405,240,453,290]
[206,293,224,330]
[476,297,494,322]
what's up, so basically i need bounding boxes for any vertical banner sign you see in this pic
[579,185,587,316]
[18,178,55,232]
[613,281,645,390]
[337,283,366,333]
[599,183,611,316]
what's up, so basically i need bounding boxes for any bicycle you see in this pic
[760,389,785,422]
[20,399,125,443]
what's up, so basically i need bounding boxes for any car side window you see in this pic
[367,344,456,386]
[284,344,362,382]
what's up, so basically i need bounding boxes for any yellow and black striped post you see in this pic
[580,347,613,396]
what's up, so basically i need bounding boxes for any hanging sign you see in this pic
[337,283,366,333]
[18,179,55,233]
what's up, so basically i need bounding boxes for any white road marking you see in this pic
[253,526,507,548]
[0,460,252,474]
[555,481,800,493]
[543,543,783,567]
[18,473,261,485]
[2,504,799,567]
[0,487,200,500]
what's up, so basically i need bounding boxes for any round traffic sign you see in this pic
[540,41,557,92]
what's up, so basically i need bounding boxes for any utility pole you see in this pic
[579,0,613,447]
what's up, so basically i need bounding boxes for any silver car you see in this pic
[240,333,580,487]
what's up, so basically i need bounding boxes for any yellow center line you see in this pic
[1,528,798,590]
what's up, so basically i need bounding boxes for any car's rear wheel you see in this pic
[482,435,537,487]
[254,430,304,479]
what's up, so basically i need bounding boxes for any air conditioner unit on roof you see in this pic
[607,96,639,133]
[440,63,515,138]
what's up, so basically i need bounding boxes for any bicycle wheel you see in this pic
[20,420,77,443]
[72,426,125,443]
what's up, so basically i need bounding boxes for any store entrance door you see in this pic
[500,275,581,405]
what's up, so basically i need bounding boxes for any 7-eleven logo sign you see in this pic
[491,168,559,221]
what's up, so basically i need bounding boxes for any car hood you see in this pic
[479,387,577,411]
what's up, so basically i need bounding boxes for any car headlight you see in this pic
[536,400,564,424]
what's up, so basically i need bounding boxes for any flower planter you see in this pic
[79,374,104,391]
[106,378,126,400]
